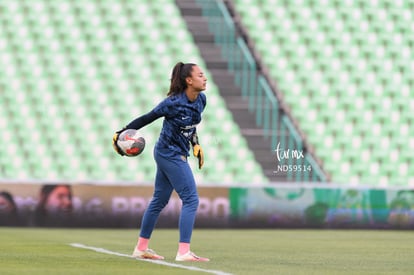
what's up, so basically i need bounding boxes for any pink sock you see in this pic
[178,242,190,255]
[137,237,149,251]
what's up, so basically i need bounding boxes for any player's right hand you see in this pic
[112,130,125,156]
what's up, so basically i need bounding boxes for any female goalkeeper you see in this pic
[113,62,209,262]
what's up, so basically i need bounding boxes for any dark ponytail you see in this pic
[167,62,196,96]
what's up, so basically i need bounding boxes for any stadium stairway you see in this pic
[176,0,290,182]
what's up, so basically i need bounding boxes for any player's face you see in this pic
[187,66,207,92]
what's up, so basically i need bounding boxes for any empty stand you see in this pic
[0,0,267,184]
[233,0,414,186]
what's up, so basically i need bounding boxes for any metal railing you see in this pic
[196,0,327,182]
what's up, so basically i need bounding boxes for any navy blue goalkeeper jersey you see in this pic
[154,92,206,156]
[125,92,206,157]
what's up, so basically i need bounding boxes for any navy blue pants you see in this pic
[139,146,199,243]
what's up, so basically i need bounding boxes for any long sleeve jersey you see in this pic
[125,92,206,156]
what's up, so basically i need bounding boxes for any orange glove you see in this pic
[112,129,125,156]
[193,144,204,169]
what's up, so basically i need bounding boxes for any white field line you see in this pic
[70,243,233,275]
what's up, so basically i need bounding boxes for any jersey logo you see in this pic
[181,124,197,130]
[181,116,190,120]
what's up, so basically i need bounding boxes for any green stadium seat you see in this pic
[0,0,267,184]
[233,0,413,186]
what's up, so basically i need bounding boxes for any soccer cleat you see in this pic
[175,251,210,262]
[132,247,164,260]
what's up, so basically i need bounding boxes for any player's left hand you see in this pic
[112,129,125,156]
[193,144,204,169]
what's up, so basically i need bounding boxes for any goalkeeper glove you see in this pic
[112,129,125,156]
[193,144,204,169]
[191,133,204,169]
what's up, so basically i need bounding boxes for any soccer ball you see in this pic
[117,129,145,157]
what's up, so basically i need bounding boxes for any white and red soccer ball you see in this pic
[117,129,145,157]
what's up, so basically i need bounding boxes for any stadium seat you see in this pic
[0,0,266,184]
[233,0,413,186]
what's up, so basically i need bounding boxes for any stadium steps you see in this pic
[176,0,287,182]
[0,0,267,184]
[230,0,414,186]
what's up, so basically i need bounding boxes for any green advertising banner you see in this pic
[230,186,414,229]
[0,182,413,229]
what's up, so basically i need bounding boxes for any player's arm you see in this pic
[191,131,204,169]
[124,110,162,130]
[112,110,162,156]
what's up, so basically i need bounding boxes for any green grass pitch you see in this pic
[1,228,413,275]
